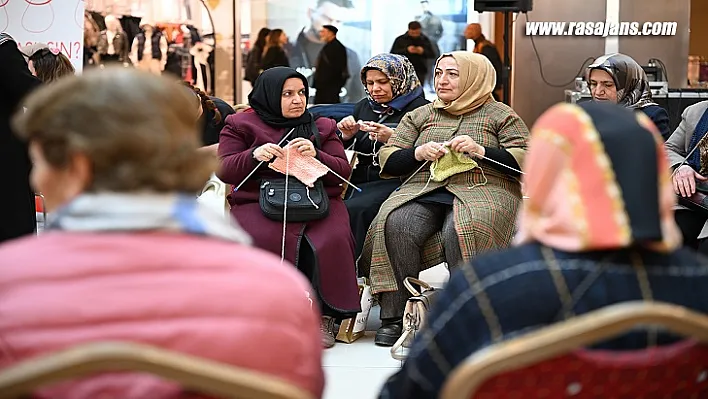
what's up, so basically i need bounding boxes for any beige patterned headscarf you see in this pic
[432,51,496,116]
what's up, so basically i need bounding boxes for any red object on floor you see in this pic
[35,195,44,213]
[473,340,708,398]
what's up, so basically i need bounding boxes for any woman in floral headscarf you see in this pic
[587,53,670,140]
[337,53,429,259]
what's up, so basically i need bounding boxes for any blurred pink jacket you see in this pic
[0,232,324,399]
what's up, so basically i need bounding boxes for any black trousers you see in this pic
[675,209,708,255]
[345,178,400,261]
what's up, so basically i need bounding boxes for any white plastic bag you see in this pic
[197,173,229,218]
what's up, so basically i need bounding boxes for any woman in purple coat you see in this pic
[218,67,361,348]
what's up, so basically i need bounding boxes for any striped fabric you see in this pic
[358,101,529,295]
[379,243,708,399]
[0,33,15,47]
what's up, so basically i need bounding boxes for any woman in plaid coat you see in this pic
[358,52,530,346]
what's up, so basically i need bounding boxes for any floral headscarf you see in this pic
[587,53,657,109]
[360,53,423,114]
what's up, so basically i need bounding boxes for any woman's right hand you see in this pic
[337,116,360,140]
[673,164,708,197]
[253,143,284,162]
[415,142,448,162]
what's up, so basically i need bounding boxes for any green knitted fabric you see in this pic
[429,150,479,182]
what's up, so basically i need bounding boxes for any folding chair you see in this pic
[441,301,708,399]
[0,341,314,399]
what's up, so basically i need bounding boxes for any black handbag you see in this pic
[259,177,330,222]
[678,182,708,217]
[258,123,330,222]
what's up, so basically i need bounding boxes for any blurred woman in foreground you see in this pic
[380,101,708,398]
[0,68,324,399]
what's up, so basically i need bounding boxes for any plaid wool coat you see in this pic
[358,101,529,295]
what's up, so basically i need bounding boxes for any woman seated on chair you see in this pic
[183,82,235,156]
[587,53,670,140]
[218,67,361,349]
[0,68,324,398]
[665,101,708,255]
[337,53,429,259]
[379,101,708,399]
[359,52,529,347]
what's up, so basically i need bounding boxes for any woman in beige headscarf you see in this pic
[359,51,530,346]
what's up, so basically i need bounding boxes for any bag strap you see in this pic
[200,181,218,195]
[310,119,322,149]
[390,328,413,361]
[403,277,433,297]
[377,113,391,124]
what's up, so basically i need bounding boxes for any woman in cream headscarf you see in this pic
[359,51,530,346]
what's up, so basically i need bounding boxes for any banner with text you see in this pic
[3,0,85,72]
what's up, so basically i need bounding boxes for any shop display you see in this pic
[97,14,129,64]
[82,5,212,90]
[130,20,168,75]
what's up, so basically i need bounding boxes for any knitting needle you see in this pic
[395,161,430,191]
[394,148,525,192]
[233,128,295,192]
[468,152,526,175]
[324,166,363,192]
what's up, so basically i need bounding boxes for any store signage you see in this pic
[4,0,85,72]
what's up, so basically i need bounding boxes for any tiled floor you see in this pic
[323,264,450,399]
[323,332,400,399]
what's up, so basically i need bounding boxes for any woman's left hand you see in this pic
[359,121,394,143]
[290,138,317,157]
[449,135,485,159]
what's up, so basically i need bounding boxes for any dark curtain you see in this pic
[119,16,143,48]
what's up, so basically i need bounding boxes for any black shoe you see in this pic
[375,318,403,347]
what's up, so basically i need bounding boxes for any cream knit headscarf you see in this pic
[432,51,496,115]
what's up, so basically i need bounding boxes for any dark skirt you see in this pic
[230,199,361,320]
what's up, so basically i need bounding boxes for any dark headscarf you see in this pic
[586,53,657,109]
[516,101,680,252]
[248,66,315,140]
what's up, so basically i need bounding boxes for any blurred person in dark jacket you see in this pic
[261,29,290,71]
[464,23,503,101]
[288,0,364,103]
[245,27,271,83]
[390,21,435,85]
[0,33,41,243]
[313,25,348,104]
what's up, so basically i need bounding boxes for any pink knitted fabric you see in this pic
[269,145,329,187]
